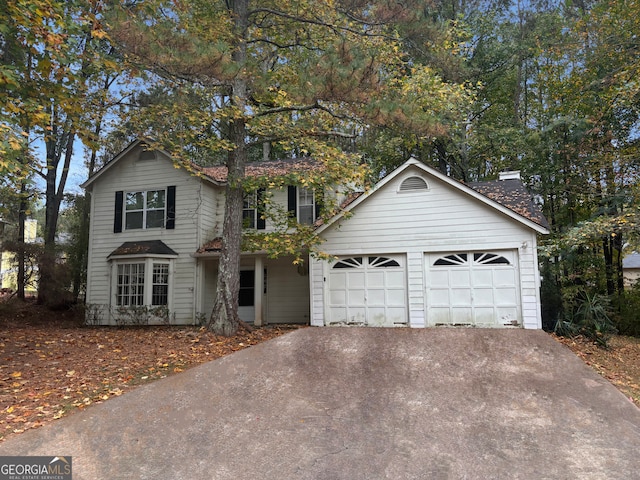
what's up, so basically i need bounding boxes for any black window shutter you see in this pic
[287,186,297,218]
[256,187,266,230]
[166,185,176,229]
[114,191,123,233]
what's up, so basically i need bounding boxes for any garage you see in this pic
[327,255,407,326]
[426,251,521,327]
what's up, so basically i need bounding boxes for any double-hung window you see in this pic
[114,186,175,233]
[298,187,315,225]
[126,190,166,230]
[287,186,318,225]
[243,191,257,229]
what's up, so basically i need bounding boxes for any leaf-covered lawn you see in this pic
[0,302,293,442]
[553,334,640,407]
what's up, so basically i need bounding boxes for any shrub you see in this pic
[554,290,617,348]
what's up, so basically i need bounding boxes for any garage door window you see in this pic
[333,257,400,269]
[434,253,510,267]
[334,257,363,269]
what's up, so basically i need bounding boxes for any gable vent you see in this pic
[138,150,157,161]
[399,176,428,192]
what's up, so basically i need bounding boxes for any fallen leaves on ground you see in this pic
[0,302,294,442]
[552,333,640,406]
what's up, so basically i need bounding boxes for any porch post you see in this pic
[254,256,264,326]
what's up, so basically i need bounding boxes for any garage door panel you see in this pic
[474,307,496,324]
[493,269,516,286]
[473,289,494,306]
[451,270,471,287]
[497,307,518,324]
[451,289,472,306]
[329,307,347,324]
[451,307,473,324]
[367,271,385,288]
[386,271,405,287]
[327,255,407,326]
[495,288,518,305]
[431,288,450,305]
[348,272,365,288]
[426,251,521,327]
[430,307,453,324]
[431,270,450,286]
[386,307,407,323]
[348,289,366,306]
[329,290,347,304]
[367,287,386,305]
[473,270,492,286]
[386,289,406,306]
[331,272,347,289]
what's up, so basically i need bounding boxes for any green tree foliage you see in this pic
[107,0,469,335]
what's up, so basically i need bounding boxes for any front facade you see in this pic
[83,141,548,328]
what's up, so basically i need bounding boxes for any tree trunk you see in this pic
[16,182,27,300]
[208,0,249,336]
[38,121,75,305]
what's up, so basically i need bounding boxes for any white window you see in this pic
[115,260,171,307]
[243,191,257,229]
[116,263,145,306]
[298,187,315,225]
[125,189,166,230]
[151,263,170,306]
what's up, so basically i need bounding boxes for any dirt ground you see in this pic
[0,300,638,443]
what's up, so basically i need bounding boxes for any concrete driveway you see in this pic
[1,328,639,479]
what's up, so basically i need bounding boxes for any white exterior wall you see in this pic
[200,255,309,324]
[264,257,310,324]
[85,146,221,325]
[311,166,544,329]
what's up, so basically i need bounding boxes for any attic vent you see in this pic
[399,176,428,192]
[138,150,157,161]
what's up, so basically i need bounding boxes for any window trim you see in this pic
[125,189,166,230]
[243,191,258,229]
[114,186,176,233]
[111,257,174,310]
[297,187,315,225]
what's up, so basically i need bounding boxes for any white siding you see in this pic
[313,166,544,329]
[85,146,222,325]
[264,257,309,324]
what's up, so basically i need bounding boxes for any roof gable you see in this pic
[317,158,549,235]
[81,139,221,189]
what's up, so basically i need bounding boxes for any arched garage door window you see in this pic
[433,253,510,266]
[333,256,400,269]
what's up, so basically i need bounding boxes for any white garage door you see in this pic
[327,255,407,326]
[426,251,521,327]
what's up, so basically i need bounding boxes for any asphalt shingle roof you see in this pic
[468,179,549,229]
[109,240,178,257]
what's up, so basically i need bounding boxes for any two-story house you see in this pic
[82,139,549,328]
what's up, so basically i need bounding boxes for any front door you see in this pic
[238,269,255,323]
